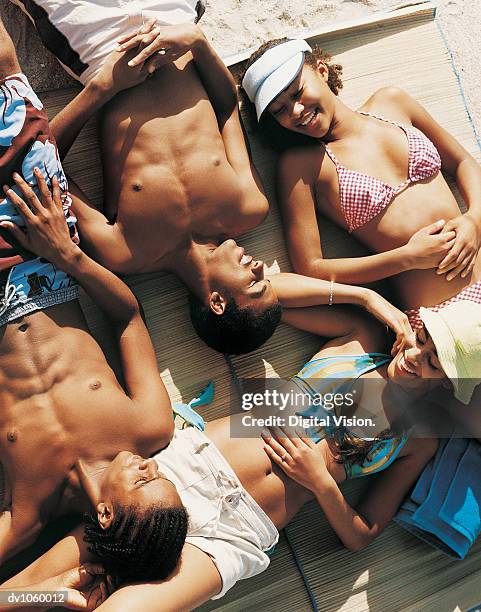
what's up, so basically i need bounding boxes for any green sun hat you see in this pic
[419,301,481,405]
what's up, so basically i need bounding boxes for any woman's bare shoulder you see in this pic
[360,86,416,123]
[278,142,333,187]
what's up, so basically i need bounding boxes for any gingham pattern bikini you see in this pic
[405,279,481,330]
[322,111,442,233]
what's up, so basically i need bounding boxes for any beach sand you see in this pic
[2,0,480,135]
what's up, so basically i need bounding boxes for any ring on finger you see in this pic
[281,452,288,461]
[158,47,167,55]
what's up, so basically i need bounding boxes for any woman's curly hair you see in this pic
[240,38,343,151]
[243,37,343,95]
[326,428,398,470]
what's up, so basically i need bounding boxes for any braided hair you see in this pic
[84,502,188,582]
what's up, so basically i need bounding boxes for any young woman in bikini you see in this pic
[241,38,481,332]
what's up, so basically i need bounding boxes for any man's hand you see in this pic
[91,45,152,95]
[405,219,456,270]
[1,169,80,269]
[52,564,116,611]
[436,213,481,280]
[362,289,415,355]
[117,20,203,74]
[262,427,331,491]
[0,565,116,612]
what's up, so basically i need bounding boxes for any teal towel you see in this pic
[394,437,481,560]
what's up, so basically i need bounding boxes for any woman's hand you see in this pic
[405,219,456,269]
[117,21,203,74]
[436,213,481,280]
[362,289,415,355]
[262,427,331,492]
[1,170,80,269]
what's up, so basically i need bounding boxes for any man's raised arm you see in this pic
[1,171,173,438]
[51,46,152,158]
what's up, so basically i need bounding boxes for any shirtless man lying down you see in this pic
[10,1,286,352]
[0,16,177,560]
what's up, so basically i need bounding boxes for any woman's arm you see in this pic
[271,272,372,308]
[271,273,414,353]
[277,148,454,283]
[263,431,438,551]
[390,87,481,279]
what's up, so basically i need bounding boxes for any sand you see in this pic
[2,0,480,136]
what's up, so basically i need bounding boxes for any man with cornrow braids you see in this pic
[83,504,187,583]
[0,16,187,593]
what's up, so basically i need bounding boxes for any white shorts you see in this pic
[10,0,200,85]
[154,427,279,599]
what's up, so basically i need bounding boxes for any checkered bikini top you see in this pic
[322,111,442,233]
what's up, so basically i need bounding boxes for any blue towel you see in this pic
[394,437,481,560]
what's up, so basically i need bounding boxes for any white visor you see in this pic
[242,39,312,120]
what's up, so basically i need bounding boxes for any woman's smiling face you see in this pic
[267,62,336,138]
[387,325,450,395]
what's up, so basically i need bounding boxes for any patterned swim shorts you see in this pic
[0,73,79,326]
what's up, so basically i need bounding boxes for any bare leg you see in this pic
[0,18,21,79]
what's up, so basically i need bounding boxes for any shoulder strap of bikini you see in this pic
[321,141,341,169]
[358,110,404,129]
